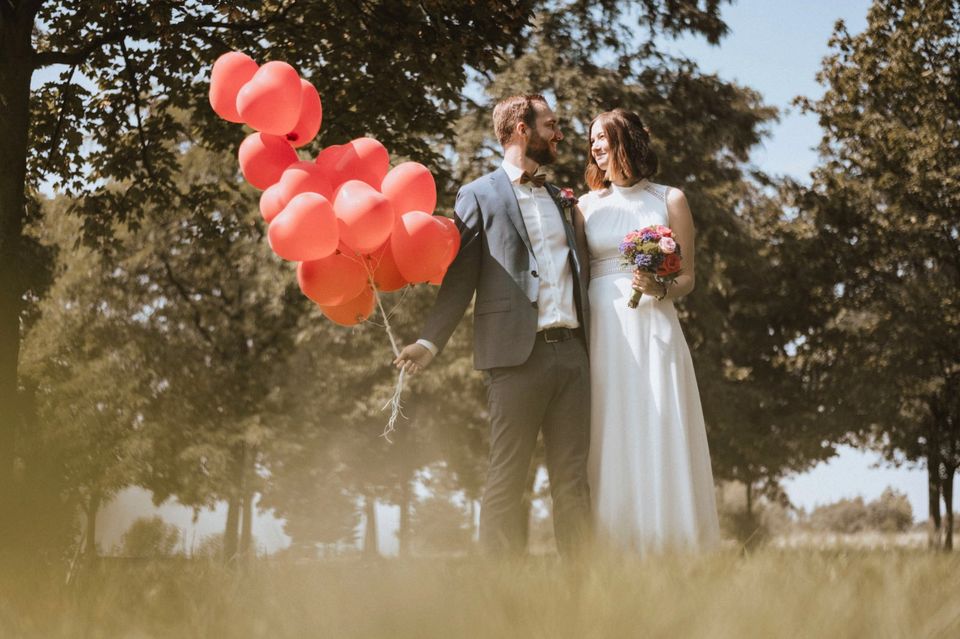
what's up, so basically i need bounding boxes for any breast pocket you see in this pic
[475,298,511,315]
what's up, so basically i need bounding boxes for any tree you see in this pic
[117,516,181,558]
[786,0,960,549]
[867,488,914,533]
[114,140,307,562]
[1,0,536,551]
[409,494,472,555]
[806,488,913,535]
[19,199,153,560]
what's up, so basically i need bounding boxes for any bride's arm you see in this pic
[663,187,695,300]
[573,204,590,282]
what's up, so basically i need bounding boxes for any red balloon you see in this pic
[320,286,375,326]
[285,80,322,148]
[333,180,395,254]
[238,132,298,190]
[366,242,408,292]
[268,193,339,262]
[278,161,333,203]
[424,216,460,285]
[315,137,390,189]
[209,52,258,123]
[380,161,437,216]
[436,215,461,267]
[236,61,302,136]
[297,251,369,306]
[391,211,458,283]
[259,183,287,223]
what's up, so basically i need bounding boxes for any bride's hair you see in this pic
[585,109,658,190]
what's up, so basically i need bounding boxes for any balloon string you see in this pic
[363,259,405,442]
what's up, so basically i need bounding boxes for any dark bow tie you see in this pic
[519,171,547,188]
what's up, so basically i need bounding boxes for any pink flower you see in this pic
[658,237,677,254]
[656,225,673,237]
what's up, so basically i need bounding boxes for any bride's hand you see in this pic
[632,271,665,298]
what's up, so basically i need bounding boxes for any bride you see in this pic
[576,109,720,553]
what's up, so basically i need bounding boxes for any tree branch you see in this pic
[172,0,294,34]
[34,1,291,70]
[118,37,155,180]
[45,62,79,163]
[32,26,125,69]
[160,258,221,354]
[20,0,46,15]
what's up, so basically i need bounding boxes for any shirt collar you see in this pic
[501,159,545,185]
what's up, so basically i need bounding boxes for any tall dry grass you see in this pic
[2,549,959,638]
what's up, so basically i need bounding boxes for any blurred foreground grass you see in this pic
[2,549,959,638]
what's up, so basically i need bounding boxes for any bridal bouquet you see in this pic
[618,225,682,308]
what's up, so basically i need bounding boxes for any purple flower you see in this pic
[619,242,633,254]
[634,254,653,268]
[640,231,659,242]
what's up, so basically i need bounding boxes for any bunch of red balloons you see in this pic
[209,51,460,326]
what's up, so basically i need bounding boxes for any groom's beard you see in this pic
[526,132,557,166]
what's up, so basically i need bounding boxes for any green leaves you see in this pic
[24,1,539,249]
[785,0,960,486]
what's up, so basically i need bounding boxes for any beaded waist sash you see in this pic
[590,257,632,280]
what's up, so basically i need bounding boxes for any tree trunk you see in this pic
[0,4,38,554]
[239,489,254,558]
[223,495,240,562]
[943,464,955,552]
[927,458,943,549]
[468,498,477,543]
[362,494,379,559]
[398,476,412,557]
[239,446,255,559]
[222,444,246,562]
[745,481,754,517]
[84,490,102,559]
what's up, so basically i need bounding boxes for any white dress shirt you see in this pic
[417,160,579,357]
[499,159,578,332]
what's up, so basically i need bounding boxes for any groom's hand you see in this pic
[394,343,434,376]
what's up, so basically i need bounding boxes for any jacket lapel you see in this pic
[545,183,582,276]
[490,168,534,256]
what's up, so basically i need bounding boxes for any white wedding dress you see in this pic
[581,180,720,553]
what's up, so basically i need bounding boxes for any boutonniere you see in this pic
[558,187,578,210]
[556,187,578,224]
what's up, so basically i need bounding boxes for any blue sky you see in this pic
[660,0,870,180]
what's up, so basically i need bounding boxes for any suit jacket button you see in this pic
[531,301,538,309]
[531,270,539,278]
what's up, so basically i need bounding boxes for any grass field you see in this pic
[2,549,959,638]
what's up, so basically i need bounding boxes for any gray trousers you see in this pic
[479,333,592,557]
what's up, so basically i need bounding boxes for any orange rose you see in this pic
[657,253,682,276]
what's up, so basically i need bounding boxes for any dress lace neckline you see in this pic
[610,179,650,194]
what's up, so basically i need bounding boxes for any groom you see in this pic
[394,94,591,557]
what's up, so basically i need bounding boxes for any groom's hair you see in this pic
[585,109,658,190]
[492,94,548,146]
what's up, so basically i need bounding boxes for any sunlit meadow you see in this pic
[3,548,959,638]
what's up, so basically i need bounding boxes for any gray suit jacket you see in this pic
[421,167,590,370]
